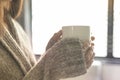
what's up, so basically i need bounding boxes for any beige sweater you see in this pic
[0,17,36,80]
[0,16,87,80]
[23,39,87,80]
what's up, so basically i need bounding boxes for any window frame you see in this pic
[107,0,114,58]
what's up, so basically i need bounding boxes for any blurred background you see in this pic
[18,0,120,80]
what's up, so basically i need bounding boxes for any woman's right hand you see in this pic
[46,30,62,51]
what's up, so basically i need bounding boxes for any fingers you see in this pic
[53,30,62,41]
[91,36,95,41]
[91,43,94,47]
[82,36,95,49]
[86,52,95,68]
[82,40,90,50]
[85,47,93,58]
[86,59,93,69]
[51,30,62,44]
[84,46,95,69]
[86,52,95,62]
[46,30,62,50]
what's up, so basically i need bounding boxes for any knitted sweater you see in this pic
[0,16,87,80]
[0,17,36,80]
[23,39,87,80]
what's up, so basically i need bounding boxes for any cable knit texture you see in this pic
[23,39,87,80]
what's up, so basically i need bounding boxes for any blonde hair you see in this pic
[0,0,10,35]
[0,0,23,19]
[0,0,24,38]
[0,0,10,21]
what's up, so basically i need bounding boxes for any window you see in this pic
[113,0,120,57]
[32,0,108,57]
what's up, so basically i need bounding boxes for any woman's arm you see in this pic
[23,38,94,80]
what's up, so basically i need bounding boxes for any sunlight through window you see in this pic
[113,0,120,58]
[32,0,108,57]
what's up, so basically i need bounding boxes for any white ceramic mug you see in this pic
[62,26,90,41]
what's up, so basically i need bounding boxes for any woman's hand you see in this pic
[46,30,95,68]
[46,30,62,50]
[82,36,95,69]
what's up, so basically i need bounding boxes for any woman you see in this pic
[0,0,95,80]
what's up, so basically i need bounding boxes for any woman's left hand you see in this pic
[82,36,95,69]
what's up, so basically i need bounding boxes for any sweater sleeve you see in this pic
[23,39,87,80]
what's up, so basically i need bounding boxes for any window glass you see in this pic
[32,0,108,57]
[113,0,120,58]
